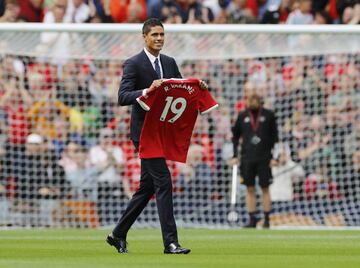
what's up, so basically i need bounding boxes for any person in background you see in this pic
[109,0,147,23]
[13,133,68,227]
[18,0,44,22]
[231,92,278,228]
[66,0,90,23]
[261,0,291,24]
[175,144,213,221]
[286,0,313,24]
[0,0,20,22]
[270,142,305,202]
[88,127,128,225]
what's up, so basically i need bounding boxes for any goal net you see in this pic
[0,24,359,228]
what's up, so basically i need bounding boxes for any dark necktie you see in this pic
[154,58,161,78]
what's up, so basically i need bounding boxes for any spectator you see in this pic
[27,68,48,100]
[150,0,181,22]
[226,0,257,23]
[341,4,360,24]
[186,0,214,24]
[0,0,20,22]
[51,115,71,158]
[210,97,232,200]
[88,127,129,225]
[43,0,56,9]
[40,0,74,64]
[286,0,313,24]
[0,75,33,145]
[304,164,341,200]
[42,0,68,23]
[343,115,360,162]
[106,105,133,159]
[314,10,333,24]
[217,59,244,117]
[336,0,359,22]
[202,0,231,18]
[282,97,311,161]
[14,133,68,226]
[66,0,90,23]
[27,89,72,141]
[59,141,100,227]
[270,142,305,201]
[297,115,340,182]
[88,61,114,122]
[212,96,232,161]
[56,60,93,134]
[311,0,328,13]
[109,0,147,23]
[324,103,351,167]
[261,0,291,24]
[88,0,113,23]
[345,149,360,199]
[301,58,327,116]
[82,106,102,145]
[169,0,213,23]
[18,0,44,22]
[191,115,216,170]
[175,144,213,221]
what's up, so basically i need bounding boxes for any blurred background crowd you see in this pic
[0,51,359,227]
[0,0,359,228]
[0,0,359,25]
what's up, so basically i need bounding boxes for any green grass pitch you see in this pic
[1,228,359,268]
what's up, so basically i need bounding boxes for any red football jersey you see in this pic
[136,78,218,163]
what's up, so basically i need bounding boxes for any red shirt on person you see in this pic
[5,105,30,144]
[136,78,218,163]
[18,0,44,22]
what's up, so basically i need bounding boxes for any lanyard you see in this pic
[248,108,262,133]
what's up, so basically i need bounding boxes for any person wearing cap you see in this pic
[231,92,278,228]
[13,133,68,226]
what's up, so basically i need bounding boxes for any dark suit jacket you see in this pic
[118,50,182,142]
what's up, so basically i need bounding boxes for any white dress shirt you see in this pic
[144,47,163,78]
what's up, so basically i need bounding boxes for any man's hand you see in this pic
[144,79,164,96]
[199,80,208,90]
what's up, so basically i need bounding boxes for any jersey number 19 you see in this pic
[160,96,187,123]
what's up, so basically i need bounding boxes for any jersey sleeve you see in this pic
[199,90,219,115]
[136,90,157,111]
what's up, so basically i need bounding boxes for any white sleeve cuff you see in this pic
[142,88,148,97]
[136,97,150,111]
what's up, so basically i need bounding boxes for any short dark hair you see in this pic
[316,10,333,24]
[142,18,164,35]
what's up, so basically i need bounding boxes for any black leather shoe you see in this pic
[263,220,270,229]
[164,243,191,254]
[244,218,259,228]
[106,234,128,253]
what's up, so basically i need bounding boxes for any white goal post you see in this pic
[0,24,359,228]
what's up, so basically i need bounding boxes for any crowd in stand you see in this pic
[0,0,359,25]
[0,0,359,227]
[0,52,359,227]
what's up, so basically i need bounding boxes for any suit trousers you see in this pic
[112,142,178,247]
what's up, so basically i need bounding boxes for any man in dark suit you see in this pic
[106,18,191,254]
